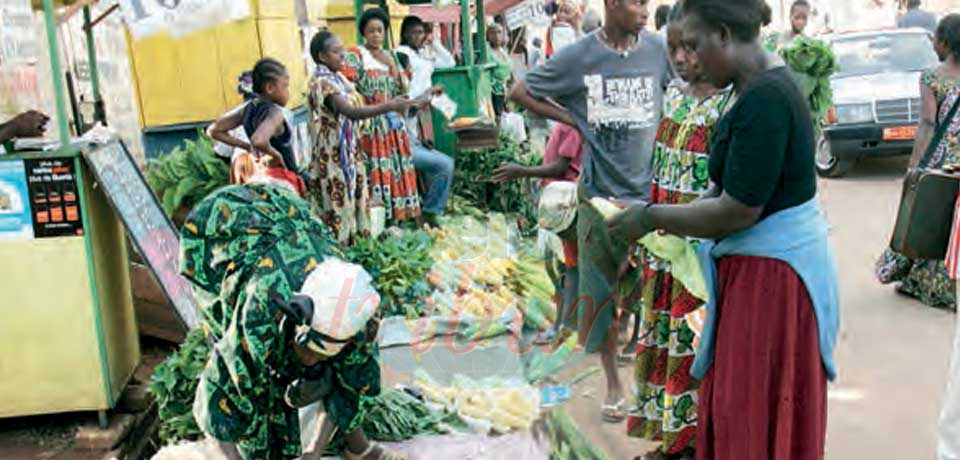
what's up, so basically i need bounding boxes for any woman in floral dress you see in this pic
[343,8,422,225]
[307,30,412,244]
[623,7,730,460]
[876,17,960,309]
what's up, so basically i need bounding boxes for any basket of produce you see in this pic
[449,117,500,150]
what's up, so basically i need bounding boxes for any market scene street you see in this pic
[557,157,956,460]
[1,0,960,459]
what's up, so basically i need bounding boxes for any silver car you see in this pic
[818,28,939,177]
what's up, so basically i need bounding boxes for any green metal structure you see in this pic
[355,0,497,156]
[0,1,137,429]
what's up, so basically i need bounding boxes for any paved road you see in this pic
[562,157,957,459]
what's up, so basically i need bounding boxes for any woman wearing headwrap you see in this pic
[181,184,408,460]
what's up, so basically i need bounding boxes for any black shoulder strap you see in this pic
[919,95,960,169]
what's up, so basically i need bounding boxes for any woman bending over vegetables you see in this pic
[182,184,411,460]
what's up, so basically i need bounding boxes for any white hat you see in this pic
[297,257,381,357]
[537,181,578,234]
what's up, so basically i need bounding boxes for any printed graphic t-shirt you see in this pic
[524,31,673,201]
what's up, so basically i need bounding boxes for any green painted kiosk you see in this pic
[0,0,196,425]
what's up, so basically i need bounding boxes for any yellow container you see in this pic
[315,0,409,47]
[0,152,139,418]
[126,1,308,128]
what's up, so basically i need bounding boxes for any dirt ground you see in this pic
[551,157,956,459]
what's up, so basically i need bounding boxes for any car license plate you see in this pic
[883,126,917,140]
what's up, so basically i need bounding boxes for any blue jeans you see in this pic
[411,141,454,214]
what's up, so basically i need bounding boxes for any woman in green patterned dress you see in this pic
[875,17,960,310]
[622,7,730,460]
[342,8,422,226]
[181,184,407,460]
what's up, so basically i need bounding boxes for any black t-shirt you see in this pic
[709,66,817,218]
[242,99,296,171]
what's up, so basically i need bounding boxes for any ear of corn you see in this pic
[415,375,540,432]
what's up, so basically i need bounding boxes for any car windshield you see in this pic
[832,33,939,78]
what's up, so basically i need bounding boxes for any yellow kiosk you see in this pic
[0,0,143,425]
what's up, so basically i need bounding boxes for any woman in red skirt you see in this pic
[608,1,840,459]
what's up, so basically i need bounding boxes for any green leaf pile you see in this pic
[324,389,467,454]
[147,327,210,444]
[452,133,542,236]
[346,229,437,319]
[145,135,230,217]
[780,37,839,123]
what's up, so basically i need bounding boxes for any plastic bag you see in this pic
[432,94,458,120]
[500,112,527,143]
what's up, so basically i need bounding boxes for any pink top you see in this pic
[542,123,583,185]
[947,194,960,279]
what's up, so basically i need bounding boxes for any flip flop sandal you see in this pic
[601,399,627,423]
[344,442,408,460]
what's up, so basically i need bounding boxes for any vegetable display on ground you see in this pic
[345,229,436,319]
[415,374,541,433]
[452,133,542,236]
[426,214,556,329]
[147,327,209,445]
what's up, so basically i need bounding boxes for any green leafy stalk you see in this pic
[146,133,230,217]
[345,230,437,318]
[147,328,210,444]
[780,36,839,129]
[452,133,543,237]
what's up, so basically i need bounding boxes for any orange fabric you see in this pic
[562,240,578,268]
[230,151,256,185]
[263,167,306,197]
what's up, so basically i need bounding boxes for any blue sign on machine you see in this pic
[0,160,33,240]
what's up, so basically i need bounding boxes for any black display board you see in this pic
[24,158,85,238]
[82,141,198,329]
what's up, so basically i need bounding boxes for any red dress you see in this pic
[696,256,827,460]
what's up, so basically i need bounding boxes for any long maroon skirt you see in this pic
[696,256,827,460]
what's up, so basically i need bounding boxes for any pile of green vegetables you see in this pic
[324,388,466,455]
[780,37,839,125]
[452,133,542,236]
[148,327,209,444]
[345,229,437,319]
[149,334,468,448]
[145,135,230,218]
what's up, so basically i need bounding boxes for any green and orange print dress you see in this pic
[343,46,421,224]
[623,81,730,455]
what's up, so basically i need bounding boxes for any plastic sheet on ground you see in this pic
[381,333,529,385]
[377,307,522,349]
[319,431,549,460]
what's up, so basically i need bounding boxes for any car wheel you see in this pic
[815,133,854,178]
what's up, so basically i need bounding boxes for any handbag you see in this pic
[889,96,960,260]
